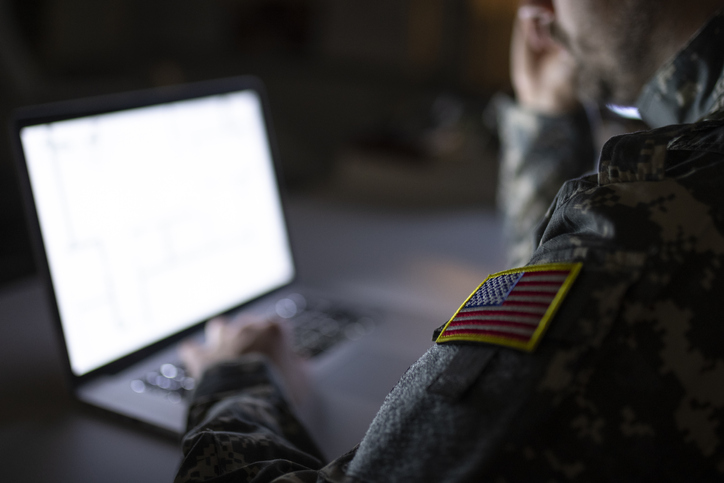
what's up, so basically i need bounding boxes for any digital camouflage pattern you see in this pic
[496,97,596,267]
[176,12,724,483]
[636,11,724,128]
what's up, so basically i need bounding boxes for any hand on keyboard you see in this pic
[178,315,309,404]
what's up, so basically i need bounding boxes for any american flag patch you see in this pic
[435,263,582,352]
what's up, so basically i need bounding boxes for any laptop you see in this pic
[10,77,391,453]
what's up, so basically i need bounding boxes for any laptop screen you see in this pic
[19,88,295,376]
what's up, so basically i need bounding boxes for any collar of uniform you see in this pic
[636,11,724,129]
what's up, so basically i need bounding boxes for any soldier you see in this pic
[176,0,724,481]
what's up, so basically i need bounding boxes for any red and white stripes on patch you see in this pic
[442,270,570,343]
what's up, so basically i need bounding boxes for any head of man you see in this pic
[546,0,723,105]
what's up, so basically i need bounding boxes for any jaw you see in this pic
[552,14,661,105]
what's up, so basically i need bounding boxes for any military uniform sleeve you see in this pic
[175,355,336,483]
[344,118,724,481]
[496,95,596,267]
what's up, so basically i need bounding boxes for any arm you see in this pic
[497,98,595,266]
[497,3,597,267]
[174,318,328,483]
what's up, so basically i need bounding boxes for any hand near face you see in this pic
[511,3,581,115]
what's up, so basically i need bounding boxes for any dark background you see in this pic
[0,0,517,288]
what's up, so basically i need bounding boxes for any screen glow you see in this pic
[21,90,294,375]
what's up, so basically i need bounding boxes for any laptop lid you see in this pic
[12,77,296,385]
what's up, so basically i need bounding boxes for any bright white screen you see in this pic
[21,90,295,376]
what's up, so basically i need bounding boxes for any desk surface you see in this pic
[0,198,503,482]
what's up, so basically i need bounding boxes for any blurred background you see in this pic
[0,0,518,289]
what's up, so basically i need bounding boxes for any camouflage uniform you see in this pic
[496,97,597,267]
[176,13,724,483]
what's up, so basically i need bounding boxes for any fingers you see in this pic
[204,317,226,345]
[518,5,554,23]
[511,2,580,115]
[177,315,309,405]
[517,6,556,53]
[178,315,290,380]
[517,0,554,17]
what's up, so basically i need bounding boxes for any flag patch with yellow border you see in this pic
[435,263,582,352]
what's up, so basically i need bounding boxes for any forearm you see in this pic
[175,356,325,483]
[496,95,596,266]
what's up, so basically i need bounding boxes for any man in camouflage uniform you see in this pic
[176,0,724,481]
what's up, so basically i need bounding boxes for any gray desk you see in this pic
[0,198,503,482]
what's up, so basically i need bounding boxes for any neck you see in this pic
[649,1,724,71]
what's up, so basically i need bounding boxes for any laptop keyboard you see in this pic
[131,363,195,404]
[131,293,376,402]
[279,293,376,358]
